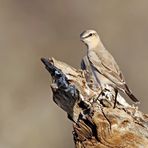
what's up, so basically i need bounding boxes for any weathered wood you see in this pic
[41,57,148,148]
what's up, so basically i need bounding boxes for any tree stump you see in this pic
[41,57,148,148]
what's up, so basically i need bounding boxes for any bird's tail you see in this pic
[124,84,140,104]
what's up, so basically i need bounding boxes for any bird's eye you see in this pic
[89,33,93,36]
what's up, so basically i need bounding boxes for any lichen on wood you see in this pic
[41,57,148,148]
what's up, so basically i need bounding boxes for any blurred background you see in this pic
[0,0,148,147]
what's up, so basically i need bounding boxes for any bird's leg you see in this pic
[90,87,103,104]
[92,87,109,104]
[113,89,118,108]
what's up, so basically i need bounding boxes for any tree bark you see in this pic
[41,57,148,148]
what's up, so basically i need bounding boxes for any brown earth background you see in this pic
[1,1,148,148]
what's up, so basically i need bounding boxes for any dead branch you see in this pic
[41,57,148,148]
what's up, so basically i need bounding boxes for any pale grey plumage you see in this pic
[80,29,139,103]
[81,56,101,90]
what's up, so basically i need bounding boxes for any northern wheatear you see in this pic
[80,29,140,105]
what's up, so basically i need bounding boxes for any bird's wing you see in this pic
[97,49,125,81]
[101,59,125,82]
[81,56,98,84]
[81,56,94,73]
[81,56,87,70]
[88,50,125,86]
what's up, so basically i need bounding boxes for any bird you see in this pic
[80,29,140,105]
[81,55,101,91]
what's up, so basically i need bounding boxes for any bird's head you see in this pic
[80,30,101,49]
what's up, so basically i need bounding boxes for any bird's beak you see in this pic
[80,31,87,41]
[80,37,83,41]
